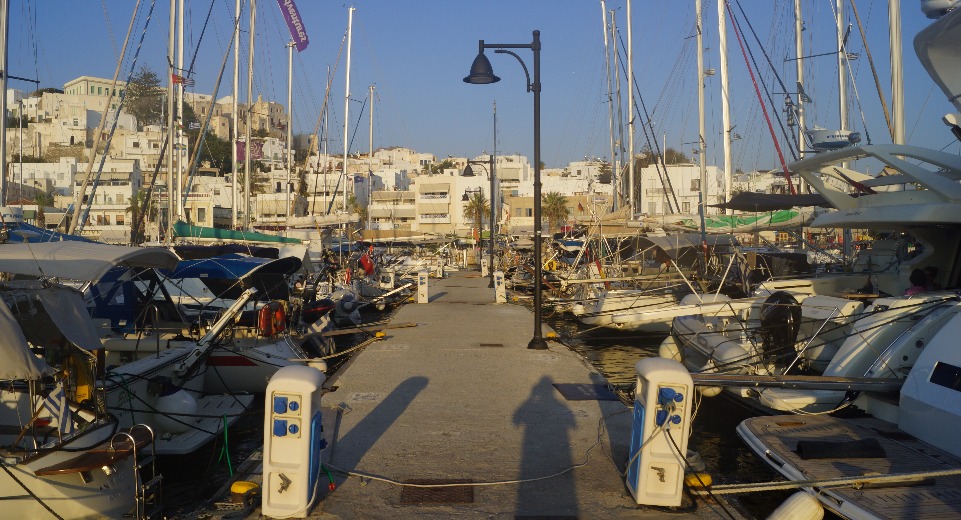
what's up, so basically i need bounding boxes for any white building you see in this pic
[639,163,724,216]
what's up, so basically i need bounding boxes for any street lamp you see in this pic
[463,30,548,350]
[464,156,496,287]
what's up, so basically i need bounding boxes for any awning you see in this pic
[419,183,450,193]
[0,242,179,282]
[417,203,450,214]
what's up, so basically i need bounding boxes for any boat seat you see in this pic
[33,427,152,477]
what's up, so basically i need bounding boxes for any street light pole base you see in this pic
[488,277,495,288]
[527,337,549,350]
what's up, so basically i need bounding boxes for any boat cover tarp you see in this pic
[0,293,52,380]
[35,286,103,351]
[173,243,279,260]
[662,210,812,234]
[640,234,738,259]
[711,192,832,211]
[173,220,303,244]
[3,221,94,243]
[0,242,179,282]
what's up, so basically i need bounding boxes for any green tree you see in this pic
[125,66,164,128]
[30,87,63,97]
[542,192,570,234]
[462,192,490,241]
[423,158,456,176]
[597,162,612,184]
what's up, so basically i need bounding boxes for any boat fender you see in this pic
[259,301,286,337]
[683,472,713,488]
[697,385,723,398]
[153,388,199,434]
[766,491,824,520]
[658,336,681,361]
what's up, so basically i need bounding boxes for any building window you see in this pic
[213,189,221,196]
[116,214,124,225]
[198,207,206,223]
[526,208,533,217]
[649,202,657,214]
[682,201,691,213]
[132,141,140,148]
[690,179,701,191]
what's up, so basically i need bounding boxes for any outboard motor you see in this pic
[758,291,802,365]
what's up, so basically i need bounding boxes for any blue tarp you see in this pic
[3,221,94,243]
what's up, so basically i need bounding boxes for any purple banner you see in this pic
[236,140,264,162]
[277,0,309,52]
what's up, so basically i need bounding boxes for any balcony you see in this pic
[419,214,450,224]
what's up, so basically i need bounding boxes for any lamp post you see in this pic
[463,155,496,287]
[464,30,547,350]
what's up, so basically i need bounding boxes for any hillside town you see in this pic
[5,75,794,245]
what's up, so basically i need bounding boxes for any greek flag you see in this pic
[43,383,75,435]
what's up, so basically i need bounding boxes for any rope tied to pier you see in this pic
[689,467,961,495]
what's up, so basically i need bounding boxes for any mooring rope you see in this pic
[691,467,961,495]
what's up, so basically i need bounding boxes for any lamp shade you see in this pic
[463,52,501,84]
[462,164,475,176]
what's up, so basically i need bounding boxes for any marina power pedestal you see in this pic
[263,365,327,519]
[625,358,693,507]
[417,271,430,303]
[494,270,506,303]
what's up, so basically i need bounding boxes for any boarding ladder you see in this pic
[115,424,163,520]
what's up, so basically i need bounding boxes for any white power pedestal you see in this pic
[625,358,693,507]
[263,366,327,518]
[494,270,506,303]
[417,271,430,303]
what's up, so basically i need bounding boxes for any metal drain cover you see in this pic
[399,479,474,504]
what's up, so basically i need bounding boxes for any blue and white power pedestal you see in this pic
[493,270,506,303]
[625,358,693,507]
[417,271,430,304]
[263,365,327,519]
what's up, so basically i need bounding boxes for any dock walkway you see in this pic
[240,271,741,519]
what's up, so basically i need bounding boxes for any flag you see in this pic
[276,0,309,52]
[43,382,75,436]
[172,74,195,87]
[577,202,584,212]
[189,122,201,130]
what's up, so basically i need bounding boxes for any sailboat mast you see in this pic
[611,10,625,212]
[795,0,806,192]
[368,84,374,230]
[836,0,848,168]
[696,0,707,210]
[600,1,617,211]
[231,0,240,229]
[888,0,904,144]
[0,0,9,205]
[166,0,176,240]
[626,0,635,216]
[322,66,330,214]
[287,41,294,221]
[342,7,354,214]
[176,0,185,222]
[718,0,732,213]
[245,0,256,229]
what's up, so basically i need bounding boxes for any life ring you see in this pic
[258,301,287,337]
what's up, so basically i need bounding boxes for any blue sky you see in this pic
[7,1,955,172]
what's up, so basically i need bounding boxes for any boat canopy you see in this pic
[173,243,279,260]
[0,242,179,282]
[661,210,814,234]
[0,284,104,380]
[173,220,303,244]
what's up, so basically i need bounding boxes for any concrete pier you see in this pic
[237,271,743,519]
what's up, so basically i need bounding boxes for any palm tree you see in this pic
[542,192,570,234]
[126,190,157,245]
[462,192,490,241]
[34,192,49,228]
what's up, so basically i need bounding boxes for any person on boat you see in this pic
[904,269,927,296]
[924,266,941,291]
